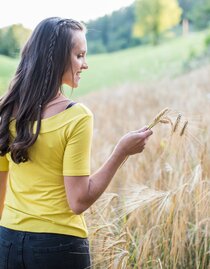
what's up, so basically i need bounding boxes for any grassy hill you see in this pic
[0,30,208,97]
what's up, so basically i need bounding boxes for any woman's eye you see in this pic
[77,54,83,58]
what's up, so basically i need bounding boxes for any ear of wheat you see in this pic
[147,107,169,129]
[180,120,188,136]
[173,113,182,133]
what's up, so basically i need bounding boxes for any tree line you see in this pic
[0,0,210,58]
[0,24,31,57]
[86,0,210,53]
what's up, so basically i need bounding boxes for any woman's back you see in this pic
[0,98,93,238]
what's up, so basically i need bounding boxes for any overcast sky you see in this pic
[1,0,135,29]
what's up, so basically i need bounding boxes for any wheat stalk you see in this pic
[173,113,182,133]
[159,119,171,124]
[180,121,188,136]
[104,240,127,252]
[147,107,169,129]
[93,224,116,236]
[116,251,129,269]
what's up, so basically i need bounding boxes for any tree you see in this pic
[133,0,182,45]
[12,24,31,49]
[188,0,210,30]
[178,0,194,19]
[0,27,19,57]
[86,4,141,54]
[106,5,140,52]
[0,24,31,58]
[86,16,109,53]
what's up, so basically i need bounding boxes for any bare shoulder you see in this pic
[41,94,73,119]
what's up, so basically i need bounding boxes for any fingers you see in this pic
[136,126,153,136]
[137,126,148,133]
[137,130,152,153]
[118,127,153,156]
[133,127,153,141]
[139,142,146,153]
[140,129,153,139]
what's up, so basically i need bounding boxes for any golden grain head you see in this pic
[180,120,188,136]
[159,119,171,124]
[116,251,129,269]
[147,107,169,129]
[173,113,182,133]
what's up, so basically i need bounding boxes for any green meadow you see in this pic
[0,55,19,95]
[0,30,207,97]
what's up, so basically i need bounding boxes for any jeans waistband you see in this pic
[0,226,86,241]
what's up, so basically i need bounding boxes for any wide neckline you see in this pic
[11,103,78,123]
[9,102,91,134]
[41,102,78,122]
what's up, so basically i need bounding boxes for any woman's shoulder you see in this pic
[41,102,93,133]
[74,102,93,117]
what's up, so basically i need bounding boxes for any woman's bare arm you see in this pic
[64,128,153,214]
[0,172,8,218]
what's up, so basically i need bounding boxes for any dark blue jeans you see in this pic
[0,226,91,269]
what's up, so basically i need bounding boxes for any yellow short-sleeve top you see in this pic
[0,103,93,238]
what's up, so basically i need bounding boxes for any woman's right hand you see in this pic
[114,126,153,158]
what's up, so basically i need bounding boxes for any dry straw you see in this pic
[104,240,127,252]
[116,251,129,269]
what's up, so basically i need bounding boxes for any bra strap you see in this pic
[65,101,76,110]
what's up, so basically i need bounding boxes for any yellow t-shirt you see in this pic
[0,103,93,238]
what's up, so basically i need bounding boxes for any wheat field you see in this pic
[76,64,210,269]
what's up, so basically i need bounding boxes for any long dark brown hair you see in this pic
[0,17,85,164]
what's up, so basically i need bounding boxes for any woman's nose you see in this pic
[82,62,88,70]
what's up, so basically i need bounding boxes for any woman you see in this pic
[0,17,153,269]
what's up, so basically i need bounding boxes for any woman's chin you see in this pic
[63,82,79,88]
[73,83,79,88]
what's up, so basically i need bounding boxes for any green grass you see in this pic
[0,30,207,97]
[77,31,207,95]
[0,55,19,95]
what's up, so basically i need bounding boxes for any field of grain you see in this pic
[76,64,210,268]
